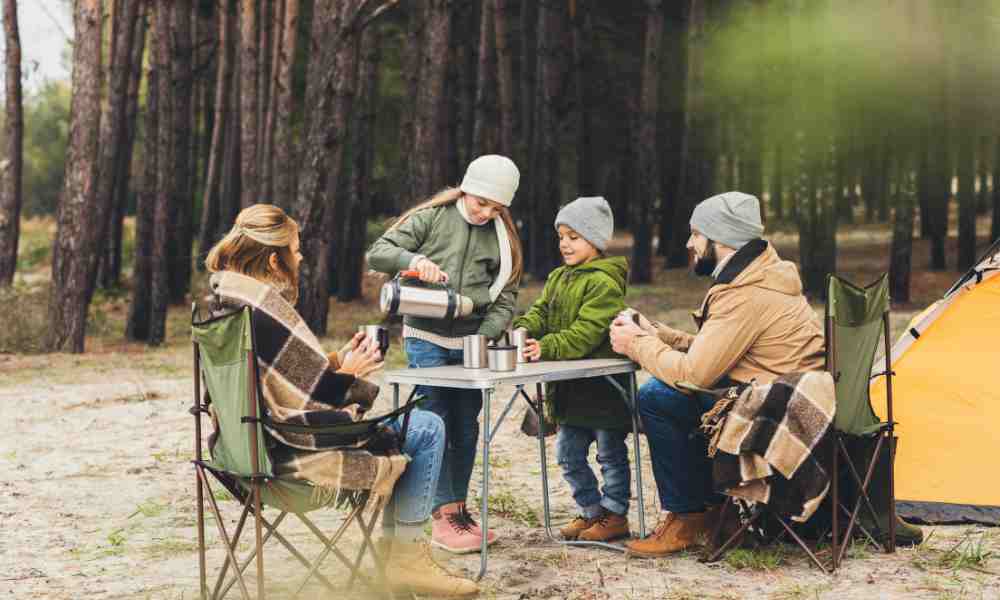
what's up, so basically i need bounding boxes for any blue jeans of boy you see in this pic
[556,424,631,517]
[382,409,446,527]
[638,378,723,513]
[404,337,483,510]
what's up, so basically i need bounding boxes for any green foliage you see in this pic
[0,284,50,354]
[21,81,71,217]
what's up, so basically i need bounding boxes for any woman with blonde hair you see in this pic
[203,204,478,597]
[367,155,522,553]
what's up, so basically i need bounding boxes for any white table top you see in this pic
[384,358,639,390]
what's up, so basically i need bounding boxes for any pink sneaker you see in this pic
[458,503,498,545]
[431,502,496,554]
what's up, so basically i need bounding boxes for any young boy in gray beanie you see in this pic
[513,196,634,543]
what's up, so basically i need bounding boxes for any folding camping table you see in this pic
[385,358,646,580]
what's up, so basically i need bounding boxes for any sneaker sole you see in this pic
[430,537,498,554]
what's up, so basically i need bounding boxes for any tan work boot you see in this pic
[578,509,630,542]
[381,539,479,597]
[560,514,602,540]
[625,511,708,558]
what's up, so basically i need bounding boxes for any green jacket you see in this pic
[513,256,631,429]
[366,203,518,340]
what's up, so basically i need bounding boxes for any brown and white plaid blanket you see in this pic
[701,371,836,522]
[208,271,409,509]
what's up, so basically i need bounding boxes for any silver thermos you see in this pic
[380,270,475,320]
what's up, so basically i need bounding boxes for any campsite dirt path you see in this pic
[2,369,999,600]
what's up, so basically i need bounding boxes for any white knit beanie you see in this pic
[460,155,520,207]
[689,191,764,249]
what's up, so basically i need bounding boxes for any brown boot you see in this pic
[578,509,630,542]
[382,539,479,597]
[625,511,708,558]
[560,514,601,540]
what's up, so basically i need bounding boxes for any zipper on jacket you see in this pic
[451,222,473,337]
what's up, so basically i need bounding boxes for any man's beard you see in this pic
[691,243,718,277]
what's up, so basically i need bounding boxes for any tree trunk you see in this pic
[410,0,450,200]
[657,0,688,257]
[450,1,476,174]
[238,0,259,207]
[167,0,194,304]
[396,3,423,209]
[519,0,536,171]
[771,142,784,221]
[890,161,916,303]
[957,134,977,270]
[47,0,105,352]
[93,0,141,293]
[260,0,284,202]
[571,0,594,195]
[494,0,514,158]
[126,48,158,342]
[667,0,708,269]
[631,1,663,284]
[218,78,242,235]
[102,2,148,289]
[0,0,24,286]
[150,1,176,345]
[528,0,565,279]
[257,0,273,181]
[338,24,381,302]
[198,0,235,260]
[272,0,299,210]
[292,1,363,334]
[472,0,496,156]
[993,134,1000,243]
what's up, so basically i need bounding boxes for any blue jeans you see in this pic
[556,424,631,517]
[638,378,723,513]
[382,409,446,527]
[404,337,483,509]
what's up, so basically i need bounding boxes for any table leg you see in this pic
[392,384,399,410]
[477,387,492,581]
[533,383,558,542]
[629,372,647,538]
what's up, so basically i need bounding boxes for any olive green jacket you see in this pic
[513,256,631,429]
[366,203,518,340]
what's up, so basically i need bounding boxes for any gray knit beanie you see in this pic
[689,191,764,249]
[554,196,614,252]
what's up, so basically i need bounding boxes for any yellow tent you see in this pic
[870,242,1000,524]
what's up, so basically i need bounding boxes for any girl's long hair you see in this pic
[205,204,301,303]
[388,187,524,285]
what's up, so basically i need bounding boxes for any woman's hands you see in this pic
[414,257,449,283]
[331,331,365,368]
[337,334,384,379]
[523,338,542,362]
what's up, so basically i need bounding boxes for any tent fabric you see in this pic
[828,274,887,436]
[870,247,1000,525]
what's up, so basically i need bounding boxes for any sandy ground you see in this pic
[3,368,999,600]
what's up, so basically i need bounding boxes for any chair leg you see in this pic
[831,435,839,572]
[196,465,208,600]
[837,435,885,566]
[772,517,829,574]
[199,469,253,600]
[254,487,264,600]
[704,508,762,563]
[212,502,251,600]
[347,496,397,600]
[292,506,379,598]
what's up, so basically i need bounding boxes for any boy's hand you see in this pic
[523,338,542,362]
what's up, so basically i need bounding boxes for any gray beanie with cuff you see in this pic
[689,191,764,249]
[554,196,614,252]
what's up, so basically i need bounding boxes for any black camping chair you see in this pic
[190,306,419,599]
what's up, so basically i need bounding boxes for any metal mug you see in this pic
[357,325,390,361]
[462,334,488,369]
[487,344,518,372]
[510,328,530,363]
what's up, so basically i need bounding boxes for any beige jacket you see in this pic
[626,240,825,388]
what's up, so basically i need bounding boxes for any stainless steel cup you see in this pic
[487,345,518,372]
[462,334,488,369]
[357,325,390,361]
[510,328,530,363]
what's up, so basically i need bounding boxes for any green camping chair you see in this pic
[190,306,417,599]
[704,273,900,572]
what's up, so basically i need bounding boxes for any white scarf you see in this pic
[456,198,513,302]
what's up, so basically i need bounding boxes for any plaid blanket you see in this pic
[208,271,408,508]
[701,371,836,522]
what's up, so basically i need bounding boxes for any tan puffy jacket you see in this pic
[626,240,825,388]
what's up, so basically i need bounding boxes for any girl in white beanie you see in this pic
[366,155,522,554]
